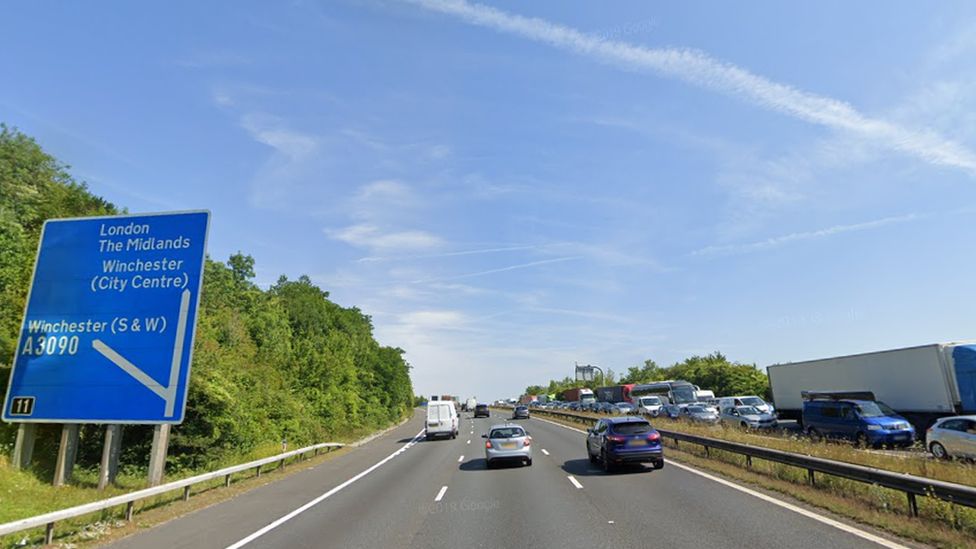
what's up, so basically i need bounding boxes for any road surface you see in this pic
[104,409,914,549]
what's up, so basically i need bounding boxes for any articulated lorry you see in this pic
[561,387,596,403]
[767,342,976,429]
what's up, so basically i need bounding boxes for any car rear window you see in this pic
[490,427,525,438]
[611,422,651,435]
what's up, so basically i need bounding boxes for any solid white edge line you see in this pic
[434,485,448,502]
[541,449,550,456]
[567,475,583,489]
[458,455,464,462]
[532,416,908,549]
[224,429,426,549]
[665,461,909,549]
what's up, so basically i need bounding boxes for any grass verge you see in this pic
[0,413,412,548]
[534,409,976,549]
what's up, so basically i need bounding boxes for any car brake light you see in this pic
[647,432,660,442]
[607,435,627,443]
[485,441,492,449]
[524,437,531,446]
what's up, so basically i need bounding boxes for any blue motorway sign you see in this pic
[2,211,210,424]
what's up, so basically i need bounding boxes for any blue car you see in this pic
[586,416,664,472]
[802,396,915,448]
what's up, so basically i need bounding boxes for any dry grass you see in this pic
[530,408,976,548]
[538,408,976,487]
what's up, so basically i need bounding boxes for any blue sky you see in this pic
[4,1,976,401]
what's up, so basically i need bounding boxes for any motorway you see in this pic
[104,409,916,549]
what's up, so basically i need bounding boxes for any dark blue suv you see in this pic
[802,396,915,448]
[586,416,664,472]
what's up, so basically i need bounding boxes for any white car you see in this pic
[483,423,532,467]
[926,415,976,459]
[636,396,664,416]
[717,396,775,416]
[426,400,459,440]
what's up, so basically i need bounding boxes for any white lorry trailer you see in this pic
[767,342,976,430]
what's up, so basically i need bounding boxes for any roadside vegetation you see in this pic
[533,408,976,548]
[0,126,415,520]
[525,352,770,400]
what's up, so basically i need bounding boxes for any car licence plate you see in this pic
[627,439,648,447]
[501,442,516,449]
[894,434,908,441]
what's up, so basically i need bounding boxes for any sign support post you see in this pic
[53,424,80,486]
[148,423,171,487]
[12,423,37,470]
[98,424,123,490]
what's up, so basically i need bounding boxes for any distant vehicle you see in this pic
[926,415,976,459]
[561,387,597,405]
[426,400,459,440]
[717,396,774,416]
[466,397,477,411]
[720,405,776,429]
[699,400,720,415]
[767,342,976,430]
[661,404,682,419]
[695,389,716,402]
[631,380,700,408]
[483,423,532,467]
[595,384,636,404]
[801,392,915,448]
[520,394,539,405]
[512,405,530,419]
[474,403,490,418]
[586,416,664,472]
[682,405,719,424]
[635,396,664,416]
[569,402,581,411]
[612,402,635,415]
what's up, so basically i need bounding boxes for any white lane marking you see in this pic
[567,475,583,489]
[458,455,464,462]
[225,429,425,549]
[666,461,909,549]
[466,439,471,444]
[435,485,448,502]
[541,449,550,456]
[533,414,907,548]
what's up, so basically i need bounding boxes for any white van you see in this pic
[426,400,459,440]
[717,395,774,415]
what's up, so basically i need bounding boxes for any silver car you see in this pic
[926,415,976,459]
[720,405,777,429]
[483,423,533,467]
[681,405,720,424]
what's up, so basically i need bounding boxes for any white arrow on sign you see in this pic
[92,288,191,418]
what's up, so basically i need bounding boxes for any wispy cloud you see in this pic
[357,244,540,263]
[691,213,920,257]
[406,0,976,176]
[327,223,444,251]
[410,256,582,283]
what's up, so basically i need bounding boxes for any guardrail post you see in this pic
[704,445,710,458]
[224,474,232,487]
[807,469,816,486]
[906,493,919,517]
[255,465,262,477]
[182,486,191,501]
[45,522,55,544]
[279,458,285,471]
[125,501,135,521]
[745,455,752,469]
[314,447,319,456]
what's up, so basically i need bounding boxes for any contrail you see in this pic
[406,0,976,175]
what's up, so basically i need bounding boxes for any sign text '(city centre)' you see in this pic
[2,211,210,424]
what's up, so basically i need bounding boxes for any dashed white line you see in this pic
[466,439,471,444]
[541,449,550,456]
[224,429,425,549]
[533,414,908,548]
[567,475,583,489]
[434,485,448,502]
[458,455,464,462]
